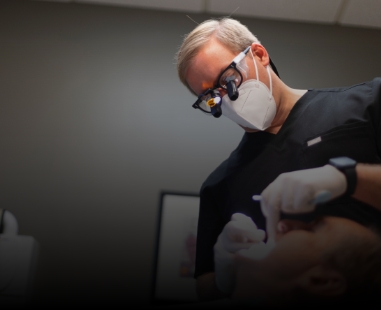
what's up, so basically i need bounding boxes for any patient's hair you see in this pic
[293,225,381,308]
[175,18,260,95]
[292,226,381,308]
[324,226,381,303]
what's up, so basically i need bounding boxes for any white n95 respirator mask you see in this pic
[221,50,277,131]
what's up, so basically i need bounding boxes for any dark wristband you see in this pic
[344,166,357,196]
[328,157,357,196]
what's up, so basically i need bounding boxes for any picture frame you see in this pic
[151,191,200,306]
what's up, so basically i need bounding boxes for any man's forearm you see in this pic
[353,163,381,208]
[196,272,229,301]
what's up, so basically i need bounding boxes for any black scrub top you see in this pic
[195,78,381,279]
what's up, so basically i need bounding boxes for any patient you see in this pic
[232,216,381,307]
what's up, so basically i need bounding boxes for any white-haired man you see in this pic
[175,18,381,302]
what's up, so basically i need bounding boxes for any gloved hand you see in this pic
[237,240,275,261]
[214,213,265,294]
[260,165,346,240]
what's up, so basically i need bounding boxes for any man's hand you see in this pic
[260,165,347,240]
[214,213,265,294]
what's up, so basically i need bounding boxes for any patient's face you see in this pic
[232,216,379,302]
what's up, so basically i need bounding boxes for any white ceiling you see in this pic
[33,0,381,30]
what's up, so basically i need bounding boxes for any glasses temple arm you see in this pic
[232,46,250,64]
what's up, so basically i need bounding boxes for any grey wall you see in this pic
[1,0,381,306]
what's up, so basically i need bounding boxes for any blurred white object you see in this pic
[214,213,265,294]
[1,209,19,234]
[238,240,276,260]
[0,209,39,307]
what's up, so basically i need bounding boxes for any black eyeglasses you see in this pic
[192,46,280,116]
[192,46,251,114]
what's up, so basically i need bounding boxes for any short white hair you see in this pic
[176,18,260,95]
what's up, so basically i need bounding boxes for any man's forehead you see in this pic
[198,38,238,59]
[186,41,238,94]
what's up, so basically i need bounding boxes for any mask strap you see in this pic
[250,46,273,99]
[267,65,272,99]
[249,48,259,84]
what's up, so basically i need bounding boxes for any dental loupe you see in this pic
[207,89,222,118]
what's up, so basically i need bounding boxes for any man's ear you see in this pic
[296,265,347,297]
[250,43,270,66]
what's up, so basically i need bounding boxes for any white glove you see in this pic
[237,241,273,260]
[214,213,265,294]
[260,165,346,240]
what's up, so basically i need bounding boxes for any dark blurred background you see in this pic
[1,0,381,307]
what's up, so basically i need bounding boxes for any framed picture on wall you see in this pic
[151,191,200,305]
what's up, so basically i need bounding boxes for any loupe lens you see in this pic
[198,93,212,112]
[197,89,222,117]
[211,104,222,118]
[227,80,239,101]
